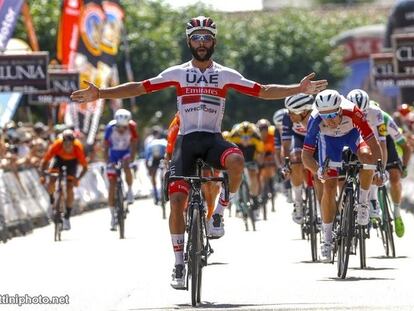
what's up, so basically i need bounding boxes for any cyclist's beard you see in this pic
[190,45,214,61]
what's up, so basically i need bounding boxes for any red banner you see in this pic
[56,0,81,68]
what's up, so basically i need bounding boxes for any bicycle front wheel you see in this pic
[116,186,125,239]
[189,207,202,306]
[337,190,354,279]
[307,187,318,262]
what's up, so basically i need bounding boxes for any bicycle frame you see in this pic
[168,159,229,306]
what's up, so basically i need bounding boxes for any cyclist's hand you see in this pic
[300,72,328,95]
[70,81,99,103]
[402,165,408,179]
[40,176,46,185]
[73,177,80,187]
[122,157,132,167]
[281,166,291,178]
[373,170,388,186]
[317,167,328,183]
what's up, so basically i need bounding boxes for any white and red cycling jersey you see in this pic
[142,61,261,135]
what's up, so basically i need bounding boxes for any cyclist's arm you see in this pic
[129,121,139,161]
[302,112,321,174]
[365,136,382,165]
[75,142,88,179]
[400,140,412,168]
[99,82,146,99]
[281,140,291,160]
[302,149,318,175]
[40,141,60,172]
[258,73,327,99]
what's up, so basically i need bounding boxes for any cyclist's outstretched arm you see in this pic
[365,136,382,164]
[258,73,327,99]
[71,81,146,103]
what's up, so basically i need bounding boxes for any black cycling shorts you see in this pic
[386,135,402,171]
[51,156,78,177]
[170,132,241,177]
[237,145,256,163]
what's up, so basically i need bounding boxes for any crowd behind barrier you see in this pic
[0,159,153,243]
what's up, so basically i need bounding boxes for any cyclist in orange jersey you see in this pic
[40,129,88,230]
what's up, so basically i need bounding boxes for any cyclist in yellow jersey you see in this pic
[228,121,264,210]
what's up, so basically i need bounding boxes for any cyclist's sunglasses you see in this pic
[63,136,74,142]
[116,125,128,130]
[320,110,339,120]
[189,34,215,43]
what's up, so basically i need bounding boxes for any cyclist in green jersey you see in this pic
[372,101,411,237]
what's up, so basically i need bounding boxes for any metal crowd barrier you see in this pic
[0,160,153,243]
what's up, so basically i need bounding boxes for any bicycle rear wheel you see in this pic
[379,187,395,257]
[190,207,202,306]
[53,193,63,242]
[116,186,125,239]
[240,179,255,231]
[337,190,354,279]
[358,225,367,268]
[307,187,318,262]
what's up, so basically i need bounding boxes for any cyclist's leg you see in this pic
[291,134,306,223]
[247,164,260,209]
[63,159,78,230]
[352,132,375,226]
[389,164,404,237]
[205,134,244,235]
[106,163,118,230]
[121,153,134,204]
[201,168,220,220]
[169,134,196,289]
[318,134,344,259]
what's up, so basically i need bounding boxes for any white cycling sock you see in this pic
[293,185,302,206]
[359,188,369,204]
[394,203,401,218]
[109,206,115,217]
[369,185,378,201]
[171,234,185,265]
[214,189,235,215]
[322,222,333,244]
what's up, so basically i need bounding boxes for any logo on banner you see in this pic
[79,2,105,57]
[101,1,124,56]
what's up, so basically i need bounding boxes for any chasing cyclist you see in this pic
[40,129,88,230]
[372,100,411,237]
[104,109,138,231]
[71,15,327,289]
[346,89,388,220]
[282,93,315,224]
[302,89,383,261]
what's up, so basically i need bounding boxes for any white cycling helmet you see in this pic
[273,108,287,127]
[314,89,342,112]
[285,93,314,113]
[346,89,370,111]
[186,16,217,37]
[114,109,131,126]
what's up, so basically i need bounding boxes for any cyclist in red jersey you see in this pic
[71,16,327,289]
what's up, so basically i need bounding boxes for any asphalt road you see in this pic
[0,194,413,311]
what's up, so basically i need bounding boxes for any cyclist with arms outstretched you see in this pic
[71,15,327,289]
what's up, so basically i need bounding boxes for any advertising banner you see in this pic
[28,70,79,105]
[0,0,24,52]
[0,52,49,93]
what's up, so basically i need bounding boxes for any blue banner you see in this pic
[0,0,24,52]
[0,92,22,127]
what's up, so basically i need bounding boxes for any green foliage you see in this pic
[14,0,387,130]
